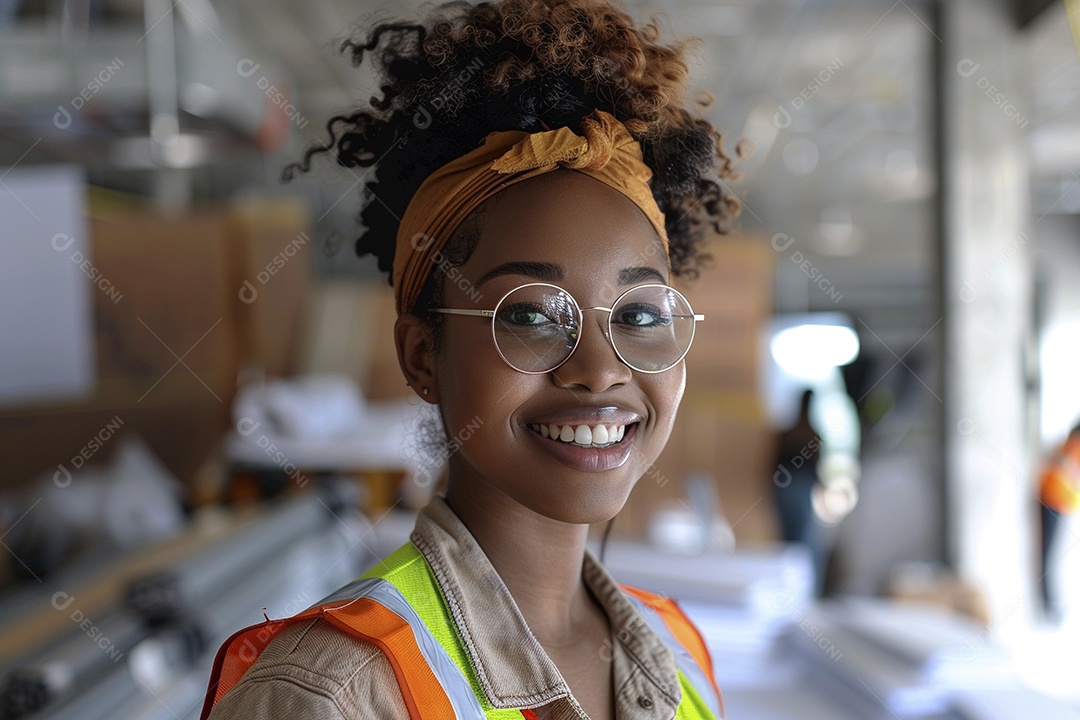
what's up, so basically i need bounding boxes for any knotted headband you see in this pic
[392,110,669,315]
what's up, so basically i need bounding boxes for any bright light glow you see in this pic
[770,323,859,380]
[1040,317,1080,446]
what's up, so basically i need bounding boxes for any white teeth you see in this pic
[529,422,629,447]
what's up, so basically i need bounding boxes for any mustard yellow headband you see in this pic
[392,110,669,315]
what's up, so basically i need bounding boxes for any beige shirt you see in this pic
[208,497,685,719]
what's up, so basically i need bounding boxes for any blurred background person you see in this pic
[1038,420,1080,622]
[774,389,825,591]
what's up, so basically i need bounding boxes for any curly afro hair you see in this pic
[287,0,741,317]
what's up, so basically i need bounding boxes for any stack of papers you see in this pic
[782,598,1018,717]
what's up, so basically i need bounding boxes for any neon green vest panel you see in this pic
[362,542,721,719]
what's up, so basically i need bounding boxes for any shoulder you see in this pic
[207,617,408,720]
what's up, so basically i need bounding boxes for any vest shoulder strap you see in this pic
[201,542,530,720]
[361,543,528,719]
[621,584,725,719]
[200,574,487,720]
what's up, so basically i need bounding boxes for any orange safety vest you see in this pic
[1039,436,1080,514]
[202,542,724,719]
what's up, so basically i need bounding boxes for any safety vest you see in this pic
[201,542,724,719]
[1040,437,1080,514]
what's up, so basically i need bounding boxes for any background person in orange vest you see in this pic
[202,1,738,717]
[1038,421,1080,620]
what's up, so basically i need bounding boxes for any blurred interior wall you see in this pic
[942,0,1036,635]
[1037,214,1080,447]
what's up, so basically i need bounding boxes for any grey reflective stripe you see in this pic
[313,577,486,720]
[624,593,721,719]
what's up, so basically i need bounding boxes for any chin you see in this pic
[526,481,634,526]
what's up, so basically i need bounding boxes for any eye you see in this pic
[613,303,671,328]
[499,303,555,326]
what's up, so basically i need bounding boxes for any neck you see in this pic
[444,474,596,646]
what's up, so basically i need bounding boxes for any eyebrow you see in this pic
[476,262,563,288]
[475,262,666,288]
[619,266,666,285]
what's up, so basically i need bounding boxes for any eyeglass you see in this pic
[430,282,704,374]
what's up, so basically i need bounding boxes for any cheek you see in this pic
[436,329,523,438]
[644,367,686,444]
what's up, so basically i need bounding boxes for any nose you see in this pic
[550,309,632,393]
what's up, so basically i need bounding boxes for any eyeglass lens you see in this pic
[491,284,696,373]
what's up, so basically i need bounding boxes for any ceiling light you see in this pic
[770,319,860,381]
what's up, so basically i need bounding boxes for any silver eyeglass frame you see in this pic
[429,282,704,375]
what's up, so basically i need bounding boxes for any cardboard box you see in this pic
[227,197,313,378]
[297,278,409,402]
[678,232,775,393]
[88,208,236,398]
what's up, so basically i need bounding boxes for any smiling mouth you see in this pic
[526,422,637,449]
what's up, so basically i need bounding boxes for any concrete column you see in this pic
[941,0,1035,634]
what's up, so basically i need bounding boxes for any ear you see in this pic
[394,314,439,404]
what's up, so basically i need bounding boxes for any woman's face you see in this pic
[433,170,686,525]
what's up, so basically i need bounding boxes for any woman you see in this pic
[203,1,740,717]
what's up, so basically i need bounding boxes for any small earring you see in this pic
[422,387,429,396]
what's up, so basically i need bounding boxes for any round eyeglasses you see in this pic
[430,282,704,374]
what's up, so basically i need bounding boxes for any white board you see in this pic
[0,164,95,406]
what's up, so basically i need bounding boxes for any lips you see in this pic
[523,406,642,472]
